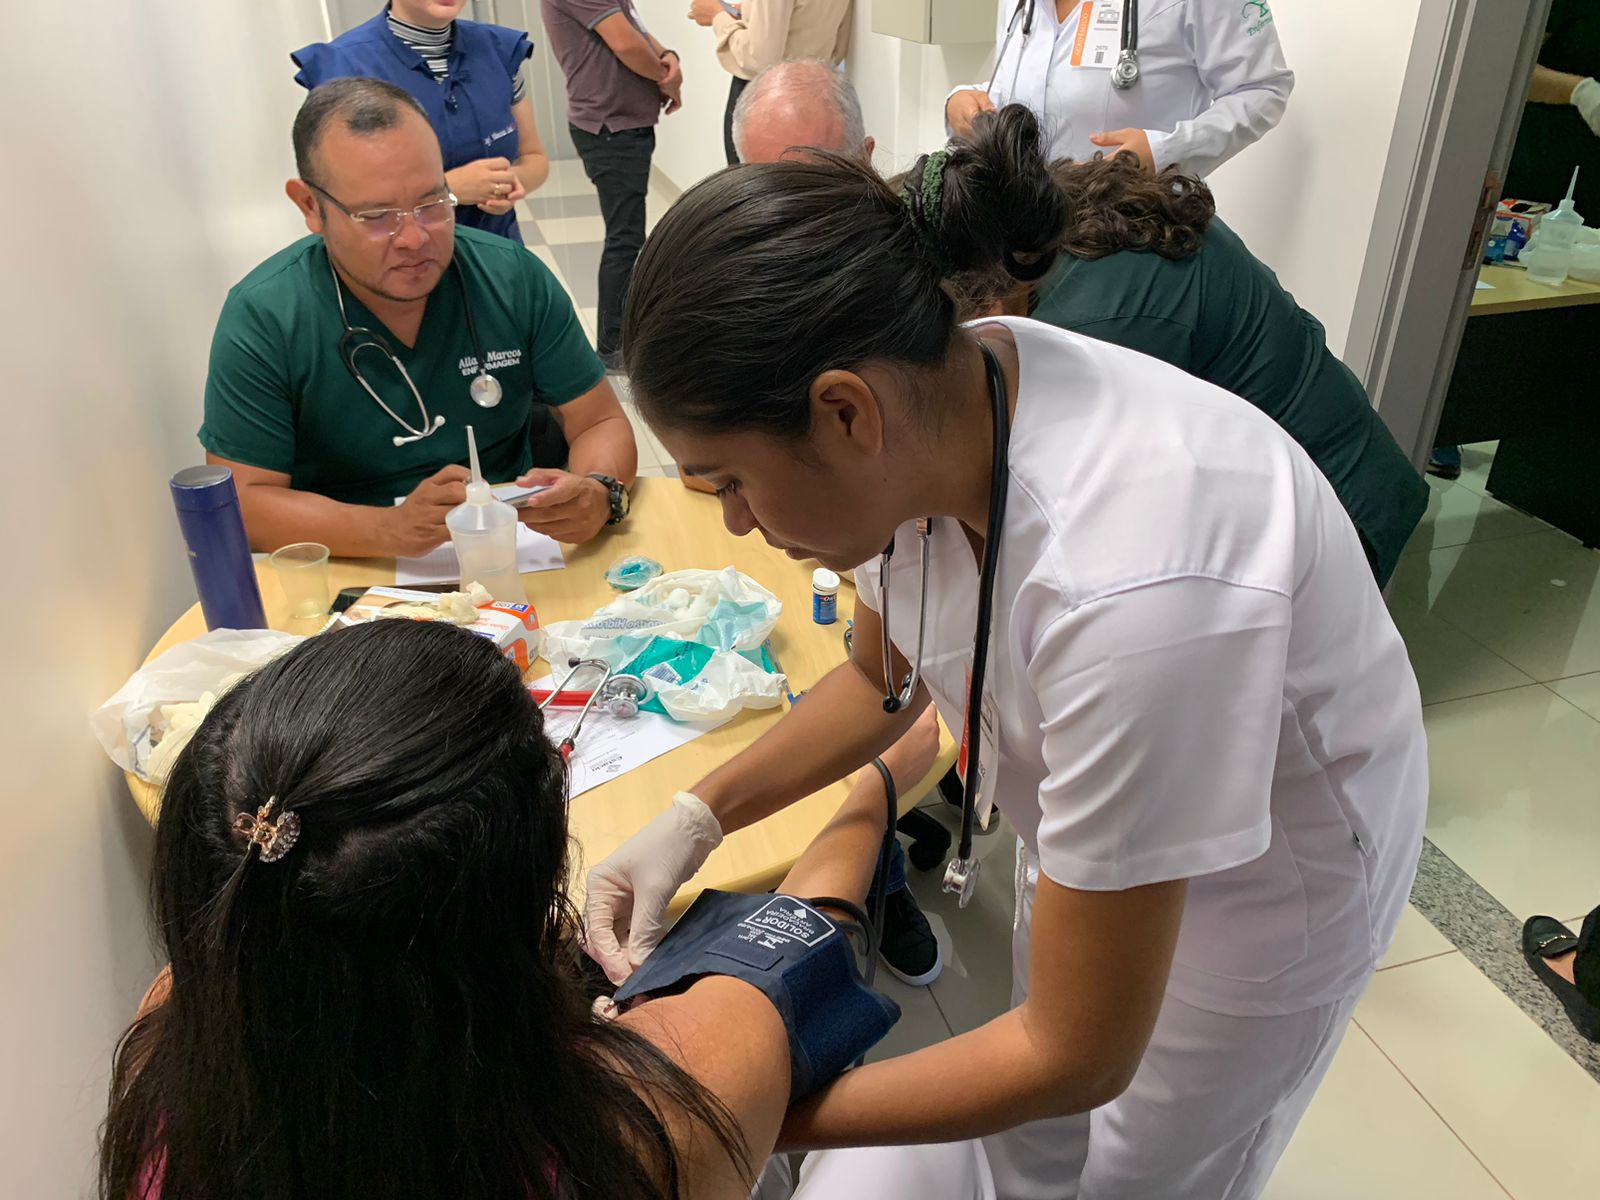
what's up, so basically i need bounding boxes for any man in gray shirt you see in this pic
[542,1,681,368]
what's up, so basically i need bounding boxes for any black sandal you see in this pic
[1522,915,1600,1042]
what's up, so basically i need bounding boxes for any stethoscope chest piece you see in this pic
[1112,49,1140,90]
[597,674,651,719]
[470,371,502,408]
[943,856,981,908]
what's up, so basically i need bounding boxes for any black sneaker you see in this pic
[872,888,942,987]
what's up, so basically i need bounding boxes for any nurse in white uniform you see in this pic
[589,107,1428,1200]
[947,0,1294,175]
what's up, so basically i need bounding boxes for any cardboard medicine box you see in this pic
[340,586,539,671]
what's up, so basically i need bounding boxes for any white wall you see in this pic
[1205,2,1424,356]
[636,0,738,190]
[0,3,320,1194]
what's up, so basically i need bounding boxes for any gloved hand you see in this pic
[1575,77,1600,138]
[584,792,724,984]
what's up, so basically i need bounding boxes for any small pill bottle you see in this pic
[812,568,841,625]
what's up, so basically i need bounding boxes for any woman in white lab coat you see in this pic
[586,108,1428,1199]
[947,0,1293,175]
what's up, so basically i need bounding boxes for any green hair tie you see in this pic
[905,149,955,275]
[920,148,950,231]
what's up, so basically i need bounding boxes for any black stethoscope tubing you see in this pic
[955,342,1013,872]
[1113,0,1141,90]
[879,341,1012,902]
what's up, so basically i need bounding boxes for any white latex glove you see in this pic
[1575,77,1600,138]
[583,792,724,984]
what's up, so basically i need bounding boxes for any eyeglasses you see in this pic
[305,181,457,238]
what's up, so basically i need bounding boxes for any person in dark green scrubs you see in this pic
[201,78,636,558]
[939,142,1426,587]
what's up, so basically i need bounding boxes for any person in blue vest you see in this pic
[293,1,551,244]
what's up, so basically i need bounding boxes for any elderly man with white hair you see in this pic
[731,58,873,163]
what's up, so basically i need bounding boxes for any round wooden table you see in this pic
[127,477,956,905]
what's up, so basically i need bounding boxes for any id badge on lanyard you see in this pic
[1068,0,1125,70]
[955,666,1000,830]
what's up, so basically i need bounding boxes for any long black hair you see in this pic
[625,105,1068,441]
[99,619,746,1200]
[622,105,1218,440]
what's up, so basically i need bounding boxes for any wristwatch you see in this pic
[587,473,630,525]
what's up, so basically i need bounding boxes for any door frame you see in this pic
[1344,0,1554,466]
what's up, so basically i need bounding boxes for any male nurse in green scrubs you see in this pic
[200,78,636,556]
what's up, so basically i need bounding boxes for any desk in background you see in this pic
[127,478,957,907]
[1436,265,1600,548]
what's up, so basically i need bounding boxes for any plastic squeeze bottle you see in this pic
[1527,166,1585,285]
[446,426,527,604]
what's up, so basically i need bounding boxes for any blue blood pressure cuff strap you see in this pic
[611,889,901,1101]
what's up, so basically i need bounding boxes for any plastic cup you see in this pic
[268,542,332,619]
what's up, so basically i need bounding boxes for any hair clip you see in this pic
[233,796,301,864]
[900,151,956,276]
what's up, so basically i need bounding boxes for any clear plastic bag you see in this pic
[91,629,303,782]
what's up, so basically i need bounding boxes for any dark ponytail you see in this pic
[928,104,1070,285]
[623,103,1222,444]
[622,103,1067,442]
[933,110,1215,318]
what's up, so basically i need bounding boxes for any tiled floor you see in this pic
[523,164,1600,1193]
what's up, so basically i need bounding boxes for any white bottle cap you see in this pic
[812,568,841,594]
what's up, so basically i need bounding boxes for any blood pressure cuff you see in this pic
[611,889,901,1101]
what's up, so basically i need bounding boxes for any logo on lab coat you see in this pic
[1242,0,1274,36]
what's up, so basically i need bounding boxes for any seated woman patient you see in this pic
[97,619,985,1200]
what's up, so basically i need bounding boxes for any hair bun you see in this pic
[935,105,1069,284]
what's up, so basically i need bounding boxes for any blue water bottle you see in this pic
[169,466,268,630]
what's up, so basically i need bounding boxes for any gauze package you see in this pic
[539,567,787,721]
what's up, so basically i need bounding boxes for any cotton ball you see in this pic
[666,587,692,610]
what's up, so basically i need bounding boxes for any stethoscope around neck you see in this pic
[879,342,1012,908]
[328,255,503,448]
[988,0,1140,97]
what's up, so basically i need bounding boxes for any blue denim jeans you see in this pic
[873,838,909,896]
